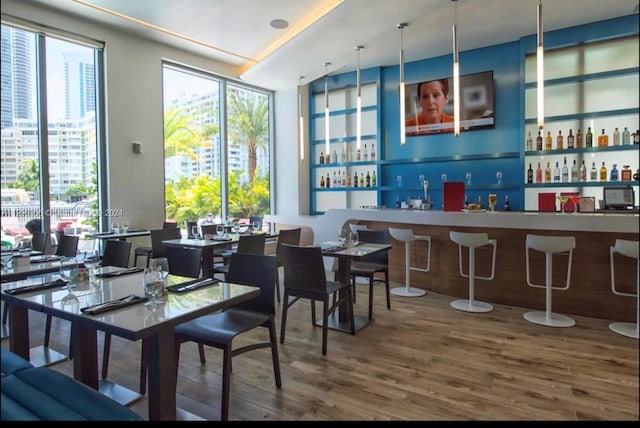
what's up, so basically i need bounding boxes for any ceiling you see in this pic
[20,0,640,90]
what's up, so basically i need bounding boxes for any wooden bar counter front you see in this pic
[272,208,638,323]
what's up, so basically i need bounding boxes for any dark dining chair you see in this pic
[211,233,266,280]
[185,220,198,238]
[133,222,180,267]
[166,245,202,278]
[54,234,79,257]
[279,243,355,356]
[174,252,281,421]
[100,240,132,268]
[30,231,52,255]
[274,227,301,303]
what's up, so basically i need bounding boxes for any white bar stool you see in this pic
[449,231,497,313]
[524,234,576,328]
[388,227,430,297]
[609,239,639,339]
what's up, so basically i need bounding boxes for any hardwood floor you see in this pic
[4,277,638,421]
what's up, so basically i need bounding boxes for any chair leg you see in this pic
[348,288,356,335]
[198,343,206,364]
[384,272,391,310]
[322,297,329,356]
[44,314,52,347]
[101,333,111,379]
[368,276,374,320]
[139,338,147,394]
[268,321,282,388]
[310,298,316,326]
[221,346,232,421]
[279,290,289,344]
[275,268,281,303]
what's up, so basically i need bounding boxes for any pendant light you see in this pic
[323,62,331,159]
[452,0,460,137]
[398,23,408,146]
[537,0,544,129]
[298,75,305,161]
[355,45,364,151]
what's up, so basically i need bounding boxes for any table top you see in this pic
[163,232,277,249]
[320,241,391,259]
[1,254,78,282]
[86,229,150,240]
[1,267,260,341]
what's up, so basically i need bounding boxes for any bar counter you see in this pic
[269,209,638,322]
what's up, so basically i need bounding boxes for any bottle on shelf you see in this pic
[326,173,331,188]
[370,144,376,161]
[621,165,632,181]
[590,161,598,181]
[346,171,352,187]
[613,127,620,146]
[353,171,358,188]
[365,171,371,187]
[356,149,361,161]
[622,127,631,145]
[570,159,579,182]
[556,130,564,150]
[332,149,338,164]
[342,170,346,187]
[341,145,346,162]
[544,162,551,183]
[597,128,608,147]
[575,128,583,148]
[526,131,533,151]
[477,195,483,209]
[599,162,607,182]
[320,174,325,188]
[319,151,325,164]
[359,172,365,188]
[545,131,553,150]
[362,144,369,161]
[536,131,543,151]
[396,196,401,208]
[579,160,587,182]
[371,170,377,186]
[567,129,574,149]
[325,152,330,164]
[535,162,543,184]
[553,161,560,183]
[333,171,338,187]
[610,163,619,181]
[586,127,593,147]
[561,157,569,183]
[504,194,511,211]
[634,130,640,144]
[527,163,533,184]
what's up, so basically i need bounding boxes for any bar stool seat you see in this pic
[388,227,431,297]
[524,234,576,328]
[449,231,497,313]
[609,239,639,339]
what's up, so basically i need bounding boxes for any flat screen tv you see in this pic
[404,70,495,136]
[603,186,635,210]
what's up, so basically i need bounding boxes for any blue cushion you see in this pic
[1,350,33,377]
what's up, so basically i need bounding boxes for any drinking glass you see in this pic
[465,172,472,186]
[556,195,569,213]
[59,257,79,289]
[496,171,503,184]
[121,220,130,233]
[349,231,359,249]
[1,252,13,272]
[441,173,448,183]
[83,250,101,283]
[150,257,169,287]
[216,224,225,238]
[396,175,403,187]
[232,224,240,235]
[111,221,120,234]
[252,220,261,232]
[143,267,163,309]
[191,225,200,239]
[60,290,80,314]
[338,228,347,247]
[569,196,582,214]
[488,194,498,212]
[418,174,425,187]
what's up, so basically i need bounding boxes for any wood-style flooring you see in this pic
[3,277,638,421]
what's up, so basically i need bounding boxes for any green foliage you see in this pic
[16,159,40,193]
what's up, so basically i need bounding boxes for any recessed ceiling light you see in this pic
[270,19,289,29]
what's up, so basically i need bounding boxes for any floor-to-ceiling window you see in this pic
[162,63,271,227]
[1,19,103,250]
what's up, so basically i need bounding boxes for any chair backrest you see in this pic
[249,216,264,231]
[236,233,266,255]
[227,253,277,315]
[280,243,327,293]
[31,231,52,254]
[185,220,198,238]
[356,230,389,264]
[275,228,301,265]
[150,227,182,259]
[388,227,415,243]
[101,240,132,268]
[166,246,202,278]
[199,224,217,237]
[162,221,179,229]
[55,234,79,257]
[349,223,369,233]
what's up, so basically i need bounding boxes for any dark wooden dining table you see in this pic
[1,268,261,420]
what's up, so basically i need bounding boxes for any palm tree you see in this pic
[17,159,40,195]
[164,105,215,161]
[226,87,269,185]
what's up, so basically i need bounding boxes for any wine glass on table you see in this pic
[150,257,169,289]
[110,221,120,234]
[1,252,13,272]
[568,195,582,214]
[59,256,79,290]
[143,267,163,310]
[191,225,200,240]
[556,194,569,214]
[338,228,347,248]
[216,224,225,239]
[83,250,101,284]
[121,220,130,233]
[488,194,498,212]
[252,220,261,233]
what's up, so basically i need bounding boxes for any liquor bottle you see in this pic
[325,152,330,164]
[342,171,347,187]
[333,171,338,187]
[477,195,483,209]
[332,150,338,164]
[553,161,560,183]
[320,174,325,188]
[545,131,553,150]
[365,171,371,187]
[341,145,346,162]
[622,127,631,145]
[567,129,574,149]
[634,130,640,144]
[570,159,579,182]
[621,165,632,181]
[544,162,551,183]
[371,170,377,186]
[370,145,376,160]
[356,149,361,161]
[556,130,564,150]
[353,171,358,188]
[586,127,593,147]
[599,162,607,182]
[504,194,511,211]
[396,196,401,208]
[561,157,569,183]
[326,173,331,188]
[527,163,533,184]
[526,131,533,151]
[359,172,365,188]
[362,144,368,162]
[536,131,543,151]
[590,161,598,181]
[346,171,352,187]
[613,127,620,146]
[610,164,619,181]
[575,128,583,148]
[579,160,587,182]
[597,129,608,147]
[535,162,543,184]
[319,151,325,164]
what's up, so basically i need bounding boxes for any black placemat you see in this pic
[30,255,63,264]
[166,278,219,293]
[4,279,68,295]
[81,294,148,315]
[95,267,143,278]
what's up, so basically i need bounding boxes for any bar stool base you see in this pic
[451,299,493,313]
[390,287,426,297]
[609,322,639,339]
[524,311,575,327]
